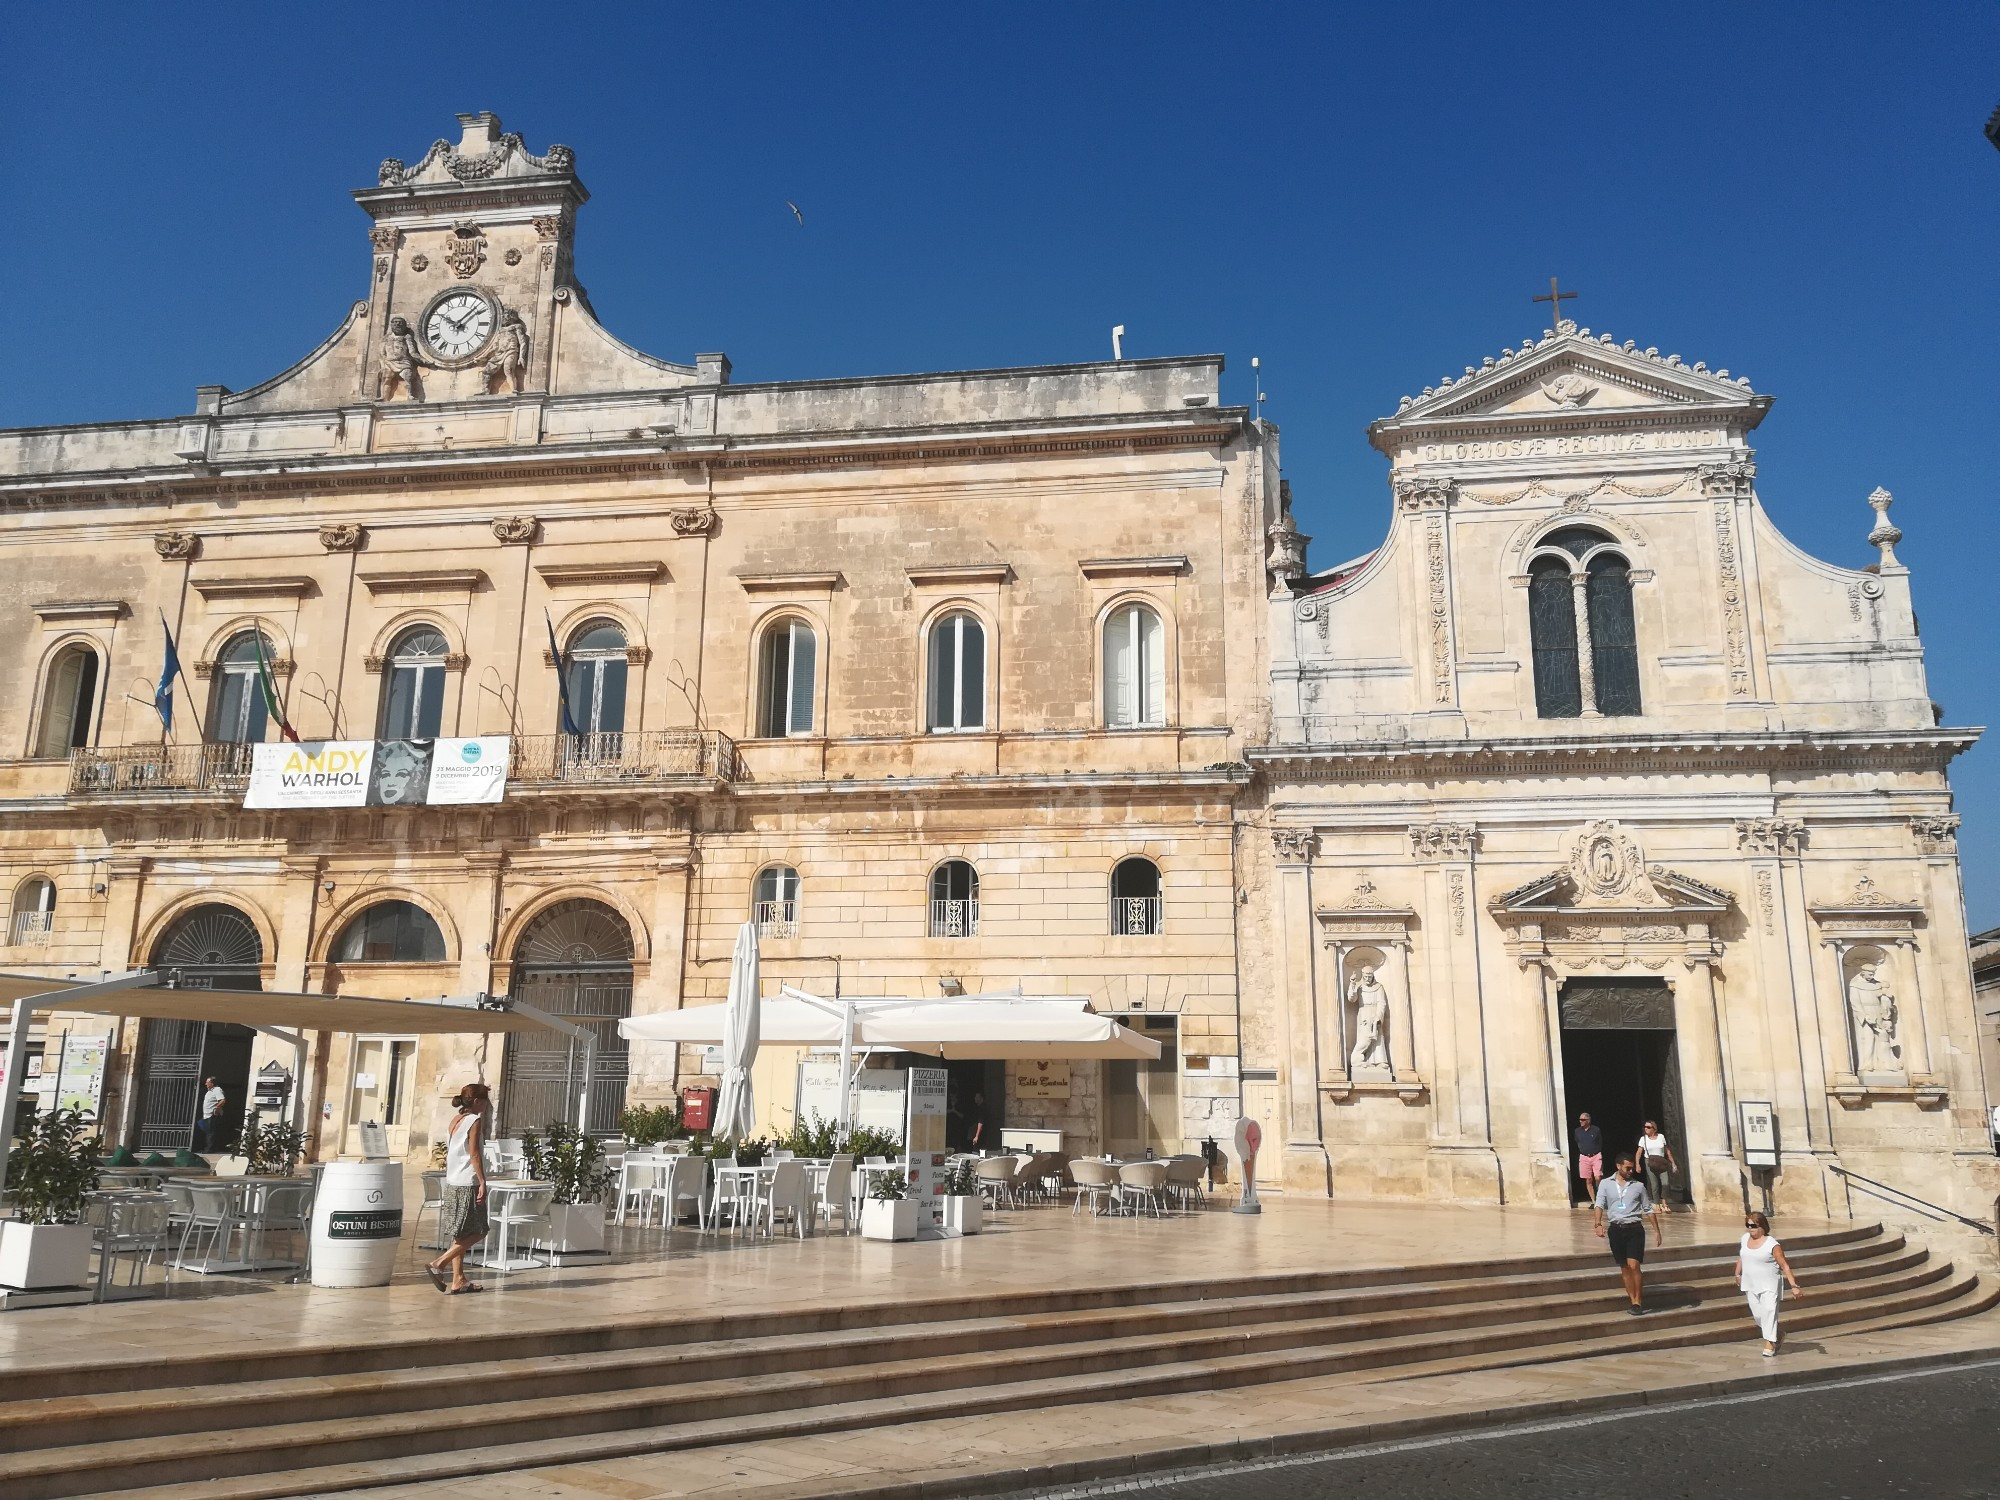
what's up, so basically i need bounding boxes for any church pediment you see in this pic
[1367,325,1771,451]
[1488,820,1733,918]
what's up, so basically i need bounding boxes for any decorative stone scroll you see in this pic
[154,531,199,561]
[491,516,540,544]
[1910,815,1960,855]
[1271,828,1317,863]
[669,505,721,538]
[1408,823,1476,861]
[319,523,366,553]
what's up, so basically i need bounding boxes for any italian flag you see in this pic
[252,628,301,743]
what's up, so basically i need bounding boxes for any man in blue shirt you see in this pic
[1593,1150,1664,1313]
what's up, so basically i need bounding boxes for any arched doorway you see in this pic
[501,899,634,1135]
[138,904,263,1152]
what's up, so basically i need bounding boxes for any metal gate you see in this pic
[501,901,633,1136]
[138,905,263,1151]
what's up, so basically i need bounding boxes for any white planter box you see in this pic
[939,1194,983,1236]
[861,1197,919,1241]
[532,1203,605,1254]
[0,1222,93,1290]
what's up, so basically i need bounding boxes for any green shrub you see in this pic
[4,1106,101,1225]
[867,1169,907,1201]
[617,1102,680,1146]
[521,1121,616,1205]
[241,1119,307,1176]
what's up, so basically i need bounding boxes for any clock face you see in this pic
[423,292,494,360]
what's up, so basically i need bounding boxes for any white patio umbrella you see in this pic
[713,921,761,1142]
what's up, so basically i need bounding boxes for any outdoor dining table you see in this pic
[705,1159,835,1231]
[167,1174,308,1274]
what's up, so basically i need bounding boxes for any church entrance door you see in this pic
[1558,979,1689,1207]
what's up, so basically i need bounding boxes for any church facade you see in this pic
[0,115,1271,1164]
[1248,324,1994,1220]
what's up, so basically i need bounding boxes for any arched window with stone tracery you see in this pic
[1527,527,1640,719]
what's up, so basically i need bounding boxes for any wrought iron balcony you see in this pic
[8,911,52,948]
[67,742,255,797]
[1110,895,1163,936]
[929,899,979,938]
[509,730,737,787]
[755,900,798,939]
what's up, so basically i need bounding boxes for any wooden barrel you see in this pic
[309,1161,404,1287]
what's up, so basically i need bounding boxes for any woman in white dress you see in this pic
[1735,1210,1803,1356]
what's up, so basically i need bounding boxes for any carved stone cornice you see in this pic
[318,522,366,552]
[1734,818,1806,856]
[1271,828,1316,863]
[154,530,198,561]
[1407,822,1476,860]
[1910,815,1960,854]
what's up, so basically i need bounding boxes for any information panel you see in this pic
[245,738,509,808]
[1739,1100,1778,1168]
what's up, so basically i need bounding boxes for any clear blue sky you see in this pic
[5,5,1998,918]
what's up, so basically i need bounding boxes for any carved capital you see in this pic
[318,522,366,553]
[1910,815,1960,855]
[1697,460,1756,500]
[1394,476,1456,513]
[362,655,386,674]
[625,645,653,666]
[154,530,199,561]
[367,224,403,254]
[492,515,540,544]
[443,653,470,672]
[668,505,721,538]
[1734,818,1808,856]
[532,212,569,242]
[1271,828,1317,863]
[192,659,215,680]
[1408,822,1477,861]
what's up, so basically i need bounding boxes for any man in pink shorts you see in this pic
[1574,1111,1604,1206]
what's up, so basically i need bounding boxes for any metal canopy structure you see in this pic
[0,970,595,1193]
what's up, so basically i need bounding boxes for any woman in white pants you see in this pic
[1735,1211,1802,1356]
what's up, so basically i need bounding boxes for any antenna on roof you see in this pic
[1111,325,1126,360]
[1252,356,1268,423]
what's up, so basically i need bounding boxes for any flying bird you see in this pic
[785,200,804,226]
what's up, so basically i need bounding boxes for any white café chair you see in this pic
[92,1192,175,1300]
[617,1153,663,1226]
[1164,1155,1207,1210]
[974,1155,1020,1209]
[756,1159,814,1239]
[257,1181,315,1261]
[1069,1159,1121,1216]
[414,1170,448,1249]
[1117,1161,1170,1218]
[647,1154,708,1228]
[701,1158,743,1230]
[481,1185,554,1271]
[175,1180,243,1268]
[817,1154,855,1234]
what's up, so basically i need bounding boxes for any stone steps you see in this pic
[0,1223,1979,1500]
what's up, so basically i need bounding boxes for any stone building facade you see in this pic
[0,115,1270,1163]
[1249,323,1994,1220]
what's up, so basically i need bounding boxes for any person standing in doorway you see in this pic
[1735,1210,1802,1357]
[1574,1111,1604,1207]
[1637,1121,1678,1211]
[969,1089,989,1151]
[426,1082,490,1295]
[195,1077,226,1153]
[1593,1151,1664,1313]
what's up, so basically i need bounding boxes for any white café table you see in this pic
[168,1175,306,1273]
[705,1159,835,1231]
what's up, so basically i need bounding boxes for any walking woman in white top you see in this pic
[426,1082,490,1295]
[1735,1210,1803,1356]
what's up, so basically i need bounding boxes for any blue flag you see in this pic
[155,612,185,732]
[545,610,583,737]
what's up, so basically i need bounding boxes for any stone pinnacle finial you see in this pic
[1867,487,1902,568]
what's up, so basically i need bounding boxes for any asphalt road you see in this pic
[1038,1360,2000,1500]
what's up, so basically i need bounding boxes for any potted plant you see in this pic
[521,1122,615,1254]
[617,1102,678,1149]
[0,1106,101,1290]
[241,1119,307,1176]
[860,1169,918,1241]
[938,1157,983,1236]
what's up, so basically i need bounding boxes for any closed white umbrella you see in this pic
[714,921,761,1142]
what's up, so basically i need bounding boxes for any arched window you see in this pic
[757,618,817,738]
[35,644,98,758]
[1110,856,1162,936]
[1103,603,1165,729]
[1586,553,1642,716]
[381,626,449,739]
[9,877,54,948]
[211,632,274,744]
[928,860,980,937]
[754,866,800,937]
[565,621,629,738]
[927,612,986,733]
[330,900,447,963]
[1527,528,1641,719]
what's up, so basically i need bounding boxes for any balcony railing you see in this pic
[929,899,979,938]
[755,900,798,939]
[509,730,736,786]
[8,911,52,948]
[1110,895,1163,936]
[68,742,255,797]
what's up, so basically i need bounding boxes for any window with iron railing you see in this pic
[928,859,980,938]
[754,865,800,938]
[1110,856,1162,935]
[928,900,979,938]
[9,910,52,948]
[9,876,54,949]
[754,900,798,938]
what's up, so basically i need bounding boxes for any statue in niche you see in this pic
[1347,965,1392,1075]
[378,316,425,402]
[483,310,531,394]
[1847,961,1902,1075]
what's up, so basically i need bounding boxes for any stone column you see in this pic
[628,847,694,1106]
[1893,937,1935,1081]
[1316,937,1349,1085]
[1674,940,1742,1210]
[1570,571,1599,717]
[1409,821,1498,1202]
[1388,940,1418,1082]
[1271,829,1328,1191]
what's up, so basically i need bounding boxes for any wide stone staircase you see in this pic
[0,1221,1986,1500]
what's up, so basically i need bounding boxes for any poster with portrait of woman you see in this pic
[245,738,508,808]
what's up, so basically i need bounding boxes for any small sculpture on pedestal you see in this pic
[1847,961,1902,1076]
[1347,965,1393,1076]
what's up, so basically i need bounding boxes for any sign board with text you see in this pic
[1739,1100,1778,1168]
[905,1067,949,1236]
[1012,1059,1070,1100]
[245,738,508,809]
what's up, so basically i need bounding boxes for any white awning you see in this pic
[0,970,554,1035]
[620,988,1161,1061]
